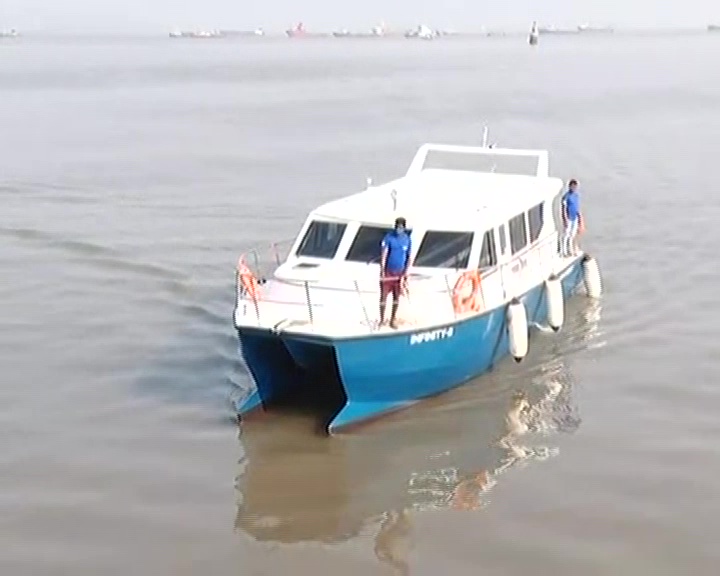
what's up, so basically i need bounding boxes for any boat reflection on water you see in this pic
[234,300,602,572]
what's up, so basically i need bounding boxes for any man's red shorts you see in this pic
[380,275,403,300]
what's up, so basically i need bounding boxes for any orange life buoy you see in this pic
[452,270,482,314]
[237,258,261,301]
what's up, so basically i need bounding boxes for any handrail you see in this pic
[234,232,561,334]
[236,238,296,277]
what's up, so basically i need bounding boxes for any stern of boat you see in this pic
[233,240,357,420]
[236,327,346,419]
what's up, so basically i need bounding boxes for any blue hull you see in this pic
[237,258,585,432]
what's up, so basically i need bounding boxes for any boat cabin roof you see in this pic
[308,142,562,230]
[312,169,564,230]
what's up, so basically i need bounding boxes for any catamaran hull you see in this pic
[236,257,585,432]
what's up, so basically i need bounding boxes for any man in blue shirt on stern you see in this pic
[561,179,583,257]
[380,217,412,329]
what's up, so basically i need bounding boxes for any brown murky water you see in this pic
[2,32,720,575]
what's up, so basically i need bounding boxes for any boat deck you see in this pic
[236,253,583,339]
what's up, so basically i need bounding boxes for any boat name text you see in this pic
[409,326,455,345]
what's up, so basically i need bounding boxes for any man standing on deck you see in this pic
[561,179,583,257]
[380,217,412,329]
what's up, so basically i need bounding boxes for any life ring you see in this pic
[452,270,482,314]
[237,258,261,301]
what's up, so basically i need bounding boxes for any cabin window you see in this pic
[345,225,393,263]
[498,224,507,255]
[528,203,544,243]
[295,220,347,259]
[509,214,528,255]
[414,230,474,269]
[477,230,497,269]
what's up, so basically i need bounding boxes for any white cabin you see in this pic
[235,143,570,338]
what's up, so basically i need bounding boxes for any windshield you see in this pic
[295,220,347,259]
[414,230,474,269]
[345,225,393,263]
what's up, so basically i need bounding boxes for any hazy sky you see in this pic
[2,0,717,33]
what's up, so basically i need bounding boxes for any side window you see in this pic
[509,214,528,255]
[498,224,507,255]
[345,225,393,263]
[296,220,347,259]
[528,203,544,243]
[414,231,474,269]
[477,230,497,269]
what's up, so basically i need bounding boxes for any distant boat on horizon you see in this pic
[538,23,613,36]
[404,24,437,40]
[577,23,614,33]
[528,21,539,45]
[285,22,328,38]
[0,28,19,38]
[709,24,720,32]
[220,28,264,37]
[332,22,387,38]
[169,29,222,38]
[537,25,578,35]
[169,28,263,38]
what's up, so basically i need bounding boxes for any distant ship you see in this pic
[405,24,437,40]
[537,24,613,35]
[709,24,720,32]
[577,23,614,33]
[169,29,223,38]
[0,28,19,38]
[537,25,578,35]
[333,22,386,38]
[528,21,539,45]
[219,28,264,37]
[285,22,328,38]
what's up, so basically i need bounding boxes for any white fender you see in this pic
[507,299,528,362]
[582,255,603,298]
[545,275,564,332]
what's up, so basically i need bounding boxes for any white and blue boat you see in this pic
[233,134,603,433]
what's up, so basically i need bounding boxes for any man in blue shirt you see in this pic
[380,217,412,329]
[561,179,583,257]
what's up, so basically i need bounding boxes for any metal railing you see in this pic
[234,233,562,334]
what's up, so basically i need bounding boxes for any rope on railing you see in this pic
[354,279,371,329]
[443,275,456,319]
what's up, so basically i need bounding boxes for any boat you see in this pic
[220,28,264,37]
[709,25,720,32]
[286,22,328,38]
[233,130,603,433]
[577,23,614,33]
[528,21,539,45]
[332,23,386,38]
[332,29,380,38]
[538,25,578,35]
[404,24,437,39]
[169,29,222,38]
[0,28,18,38]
